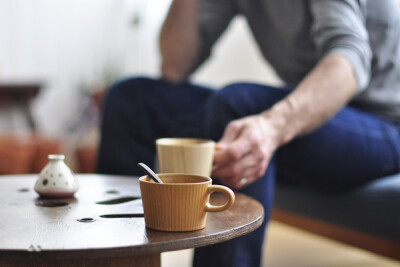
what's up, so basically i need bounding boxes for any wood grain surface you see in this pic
[0,174,264,264]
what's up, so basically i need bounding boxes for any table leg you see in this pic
[20,101,36,130]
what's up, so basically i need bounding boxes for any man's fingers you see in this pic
[214,139,252,166]
[213,152,261,180]
[217,164,263,189]
[218,120,243,145]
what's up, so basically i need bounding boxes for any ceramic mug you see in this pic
[156,138,215,177]
[139,173,235,232]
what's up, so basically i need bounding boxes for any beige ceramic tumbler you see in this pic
[139,173,235,231]
[156,138,215,176]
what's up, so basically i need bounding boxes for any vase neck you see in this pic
[48,154,65,161]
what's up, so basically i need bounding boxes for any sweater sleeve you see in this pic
[188,0,238,75]
[310,0,372,91]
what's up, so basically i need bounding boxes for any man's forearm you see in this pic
[263,55,358,145]
[160,0,199,82]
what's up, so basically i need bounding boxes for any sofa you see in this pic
[272,173,400,260]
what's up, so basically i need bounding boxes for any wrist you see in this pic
[260,99,297,146]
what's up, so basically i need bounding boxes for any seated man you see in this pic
[96,0,400,266]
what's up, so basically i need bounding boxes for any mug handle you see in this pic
[204,185,235,212]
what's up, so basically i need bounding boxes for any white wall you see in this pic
[0,0,280,139]
[192,16,281,87]
[0,0,167,136]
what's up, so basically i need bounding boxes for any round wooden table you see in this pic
[0,174,264,267]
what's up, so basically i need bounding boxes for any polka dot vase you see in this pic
[34,154,79,198]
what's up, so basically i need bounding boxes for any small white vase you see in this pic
[34,154,79,198]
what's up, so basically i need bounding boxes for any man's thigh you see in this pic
[277,106,400,192]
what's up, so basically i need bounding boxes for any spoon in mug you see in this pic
[137,163,164,184]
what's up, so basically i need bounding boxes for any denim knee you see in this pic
[205,83,263,121]
[202,89,241,140]
[203,83,290,140]
[214,83,258,115]
[214,83,290,116]
[105,76,156,107]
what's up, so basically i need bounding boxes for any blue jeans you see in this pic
[96,77,400,267]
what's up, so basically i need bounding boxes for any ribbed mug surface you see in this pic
[139,173,234,232]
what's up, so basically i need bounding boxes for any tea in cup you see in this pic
[139,173,235,231]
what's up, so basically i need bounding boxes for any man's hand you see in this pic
[212,114,281,189]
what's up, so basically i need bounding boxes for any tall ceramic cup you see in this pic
[156,138,215,176]
[139,173,234,231]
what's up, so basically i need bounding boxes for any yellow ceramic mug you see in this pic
[139,173,235,232]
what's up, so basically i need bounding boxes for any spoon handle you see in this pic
[137,163,164,184]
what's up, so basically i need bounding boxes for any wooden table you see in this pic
[0,174,264,267]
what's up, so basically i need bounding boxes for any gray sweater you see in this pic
[195,0,400,123]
